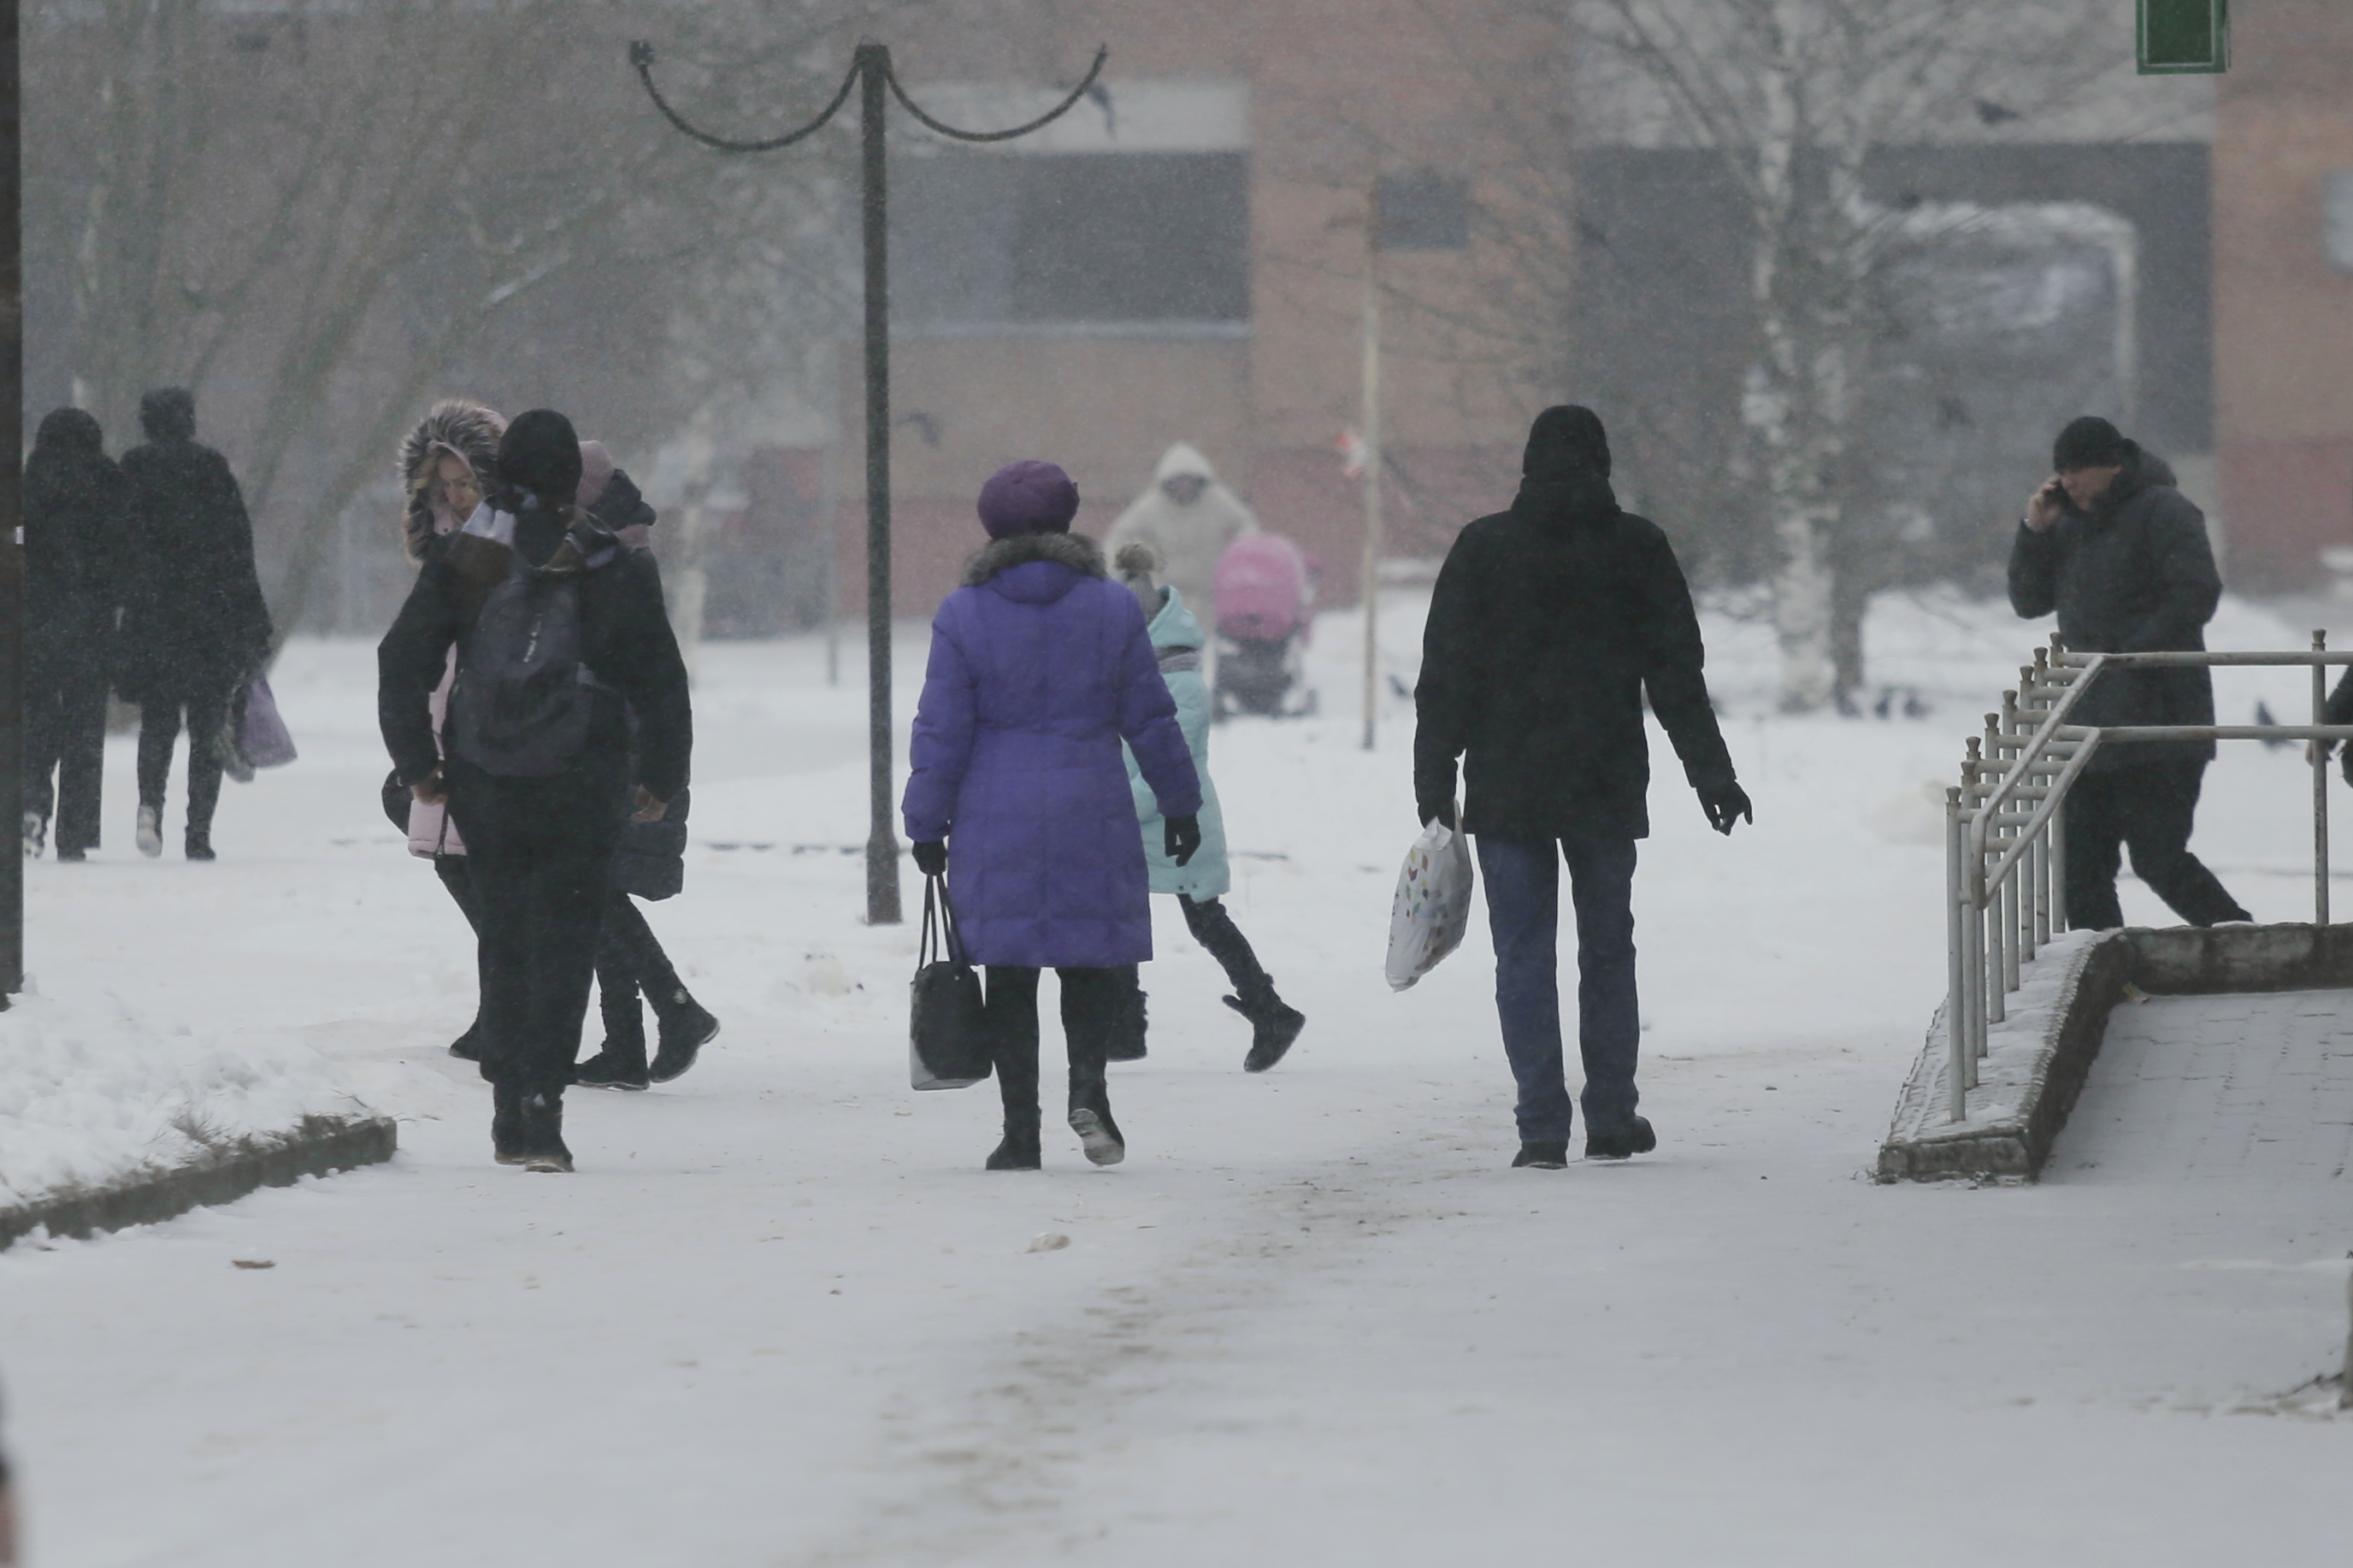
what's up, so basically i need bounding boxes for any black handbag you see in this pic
[910,875,992,1090]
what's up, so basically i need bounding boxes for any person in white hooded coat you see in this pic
[1103,442,1259,626]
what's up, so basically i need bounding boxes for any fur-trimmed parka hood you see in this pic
[961,528,1106,589]
[399,400,507,560]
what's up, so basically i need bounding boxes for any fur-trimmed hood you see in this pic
[399,400,507,560]
[960,529,1106,589]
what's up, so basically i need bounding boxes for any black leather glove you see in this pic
[1418,799,1457,829]
[1165,815,1202,867]
[911,840,948,876]
[1699,781,1753,836]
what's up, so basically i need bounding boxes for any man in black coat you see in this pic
[1416,405,1751,1169]
[379,410,692,1171]
[115,388,274,861]
[2009,416,2249,930]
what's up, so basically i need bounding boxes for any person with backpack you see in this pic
[378,410,691,1172]
[1105,542,1305,1071]
[903,461,1203,1171]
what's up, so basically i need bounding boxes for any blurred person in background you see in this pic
[2010,416,2249,930]
[114,387,274,863]
[380,410,691,1172]
[22,408,128,862]
[1106,541,1305,1071]
[904,461,1202,1171]
[1416,405,1750,1170]
[1104,442,1259,626]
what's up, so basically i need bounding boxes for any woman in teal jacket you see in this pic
[1113,543,1306,1071]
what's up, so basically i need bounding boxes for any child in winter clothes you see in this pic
[1112,543,1305,1071]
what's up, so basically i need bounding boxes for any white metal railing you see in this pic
[1943,633,2353,1122]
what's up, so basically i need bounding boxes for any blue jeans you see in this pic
[1476,834,1640,1142]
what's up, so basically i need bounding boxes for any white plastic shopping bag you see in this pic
[1384,816,1474,991]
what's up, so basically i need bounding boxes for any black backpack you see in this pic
[446,551,607,777]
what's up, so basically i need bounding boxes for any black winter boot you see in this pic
[1583,1117,1656,1162]
[448,1023,484,1063]
[515,1088,574,1173]
[1225,985,1306,1073]
[648,995,720,1083]
[987,1121,1043,1170]
[1513,1141,1569,1170]
[491,1085,528,1165]
[576,989,652,1090]
[1104,967,1147,1062]
[1066,1057,1124,1167]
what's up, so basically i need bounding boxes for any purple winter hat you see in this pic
[977,460,1080,539]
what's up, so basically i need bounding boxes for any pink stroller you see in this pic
[1213,535,1318,719]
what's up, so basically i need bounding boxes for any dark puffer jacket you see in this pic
[114,389,274,706]
[1415,405,1737,840]
[2008,447,2219,773]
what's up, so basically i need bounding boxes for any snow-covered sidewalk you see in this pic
[2,597,2347,1565]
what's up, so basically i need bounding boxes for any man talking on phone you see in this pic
[2009,416,2250,930]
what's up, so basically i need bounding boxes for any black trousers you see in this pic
[444,758,626,1093]
[983,966,1123,1131]
[25,645,108,852]
[136,686,233,835]
[2062,757,2250,931]
[436,860,685,1065]
[593,894,687,1056]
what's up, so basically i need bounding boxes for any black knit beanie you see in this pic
[2052,416,2129,472]
[496,408,583,507]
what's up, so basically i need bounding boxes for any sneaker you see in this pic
[1584,1117,1657,1162]
[1068,1095,1125,1167]
[986,1125,1042,1170]
[135,804,162,858]
[574,1050,651,1091]
[515,1090,573,1173]
[647,1001,720,1083]
[1513,1141,1570,1170]
[185,832,215,862]
[22,812,45,858]
[1226,991,1306,1073]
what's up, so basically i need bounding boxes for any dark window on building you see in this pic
[893,150,1250,330]
[1377,171,1471,251]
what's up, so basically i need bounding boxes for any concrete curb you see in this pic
[1879,924,2353,1182]
[0,1114,398,1250]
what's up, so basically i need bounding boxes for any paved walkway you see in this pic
[2052,989,2353,1185]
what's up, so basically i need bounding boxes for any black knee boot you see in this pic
[1182,896,1305,1072]
[986,967,1043,1170]
[1062,970,1125,1166]
[576,979,651,1090]
[1105,964,1148,1062]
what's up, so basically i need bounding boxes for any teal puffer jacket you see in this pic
[1124,587,1230,898]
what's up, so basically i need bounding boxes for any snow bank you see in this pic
[0,986,383,1213]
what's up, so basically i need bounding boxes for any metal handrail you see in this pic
[1943,633,2353,1123]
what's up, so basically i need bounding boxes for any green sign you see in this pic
[2139,0,2228,74]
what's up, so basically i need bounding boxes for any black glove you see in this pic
[911,840,948,876]
[1165,815,1202,867]
[1699,781,1753,836]
[1418,799,1457,829]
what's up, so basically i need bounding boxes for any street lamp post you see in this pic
[2,2,23,1005]
[632,38,1106,926]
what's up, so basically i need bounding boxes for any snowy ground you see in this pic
[2,590,2348,1566]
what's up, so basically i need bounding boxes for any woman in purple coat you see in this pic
[905,462,1204,1171]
